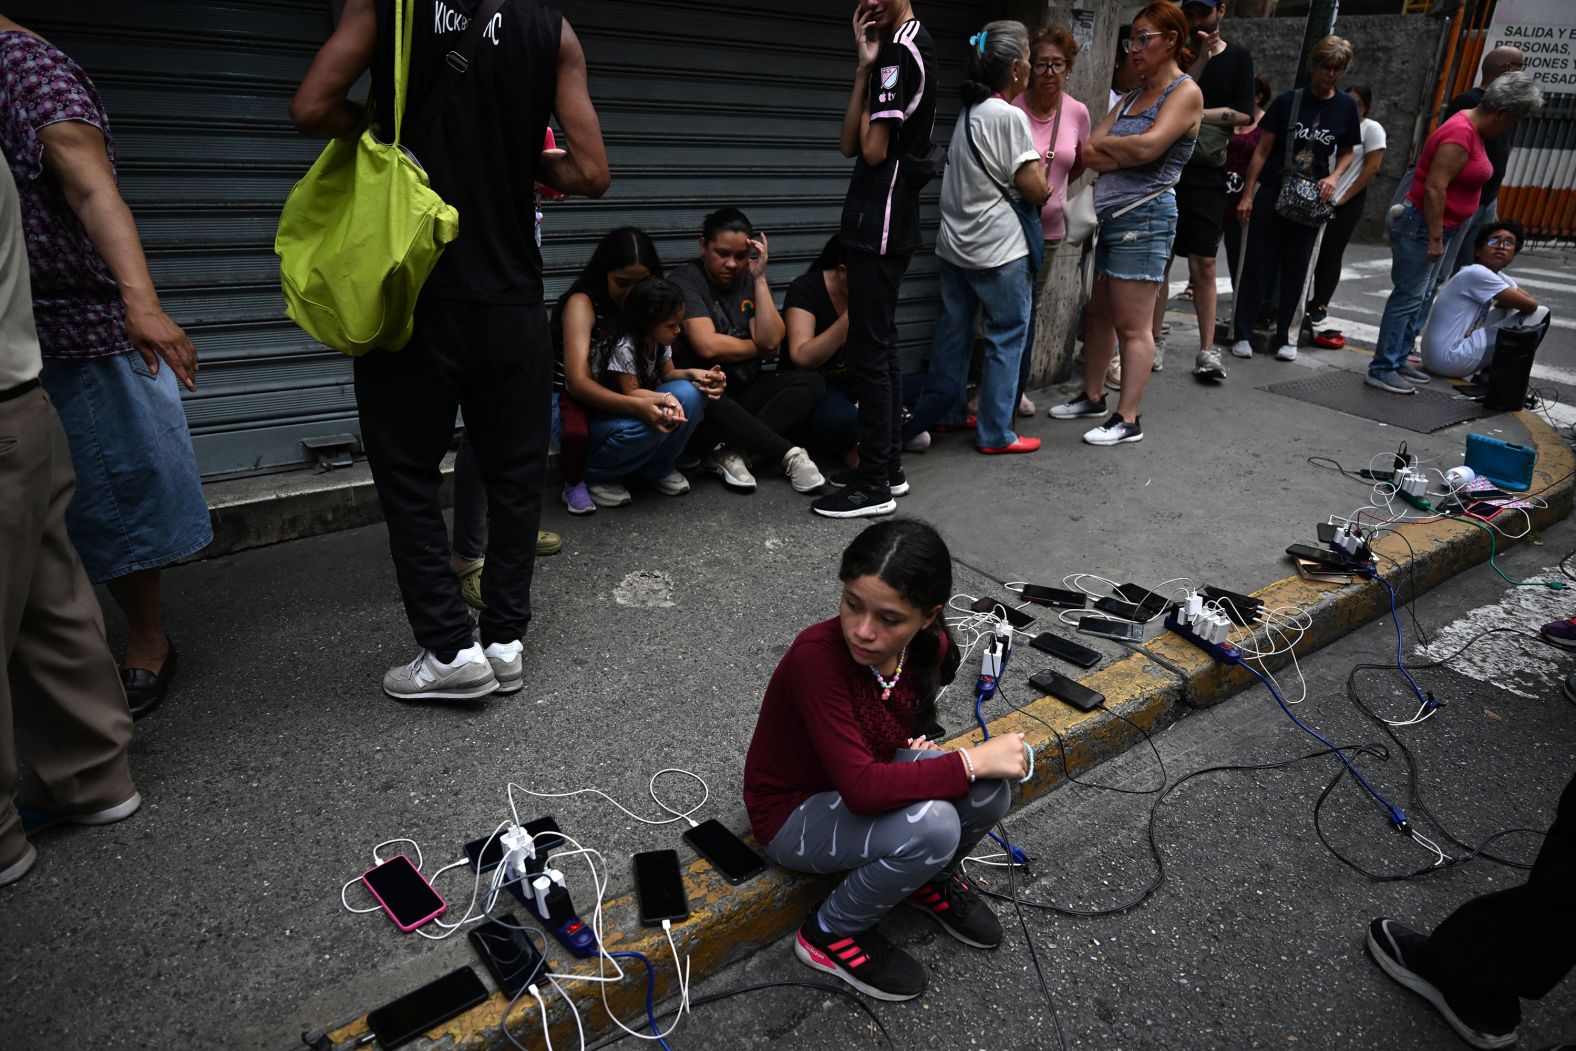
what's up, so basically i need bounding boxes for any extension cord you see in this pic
[1165,610,1241,665]
[1397,490,1433,512]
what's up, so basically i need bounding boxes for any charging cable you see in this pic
[508,768,711,828]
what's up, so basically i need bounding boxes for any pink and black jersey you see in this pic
[840,19,937,257]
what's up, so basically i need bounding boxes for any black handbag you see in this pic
[1274,89,1334,227]
[961,105,1044,274]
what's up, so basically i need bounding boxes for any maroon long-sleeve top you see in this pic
[743,618,968,845]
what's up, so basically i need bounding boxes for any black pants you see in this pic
[694,370,824,464]
[1417,768,1576,1022]
[844,248,911,489]
[1233,184,1320,347]
[1223,214,1246,288]
[1309,188,1367,311]
[354,297,550,655]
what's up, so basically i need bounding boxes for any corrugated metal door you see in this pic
[11,0,988,478]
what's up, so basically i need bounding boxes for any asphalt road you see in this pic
[648,513,1576,1051]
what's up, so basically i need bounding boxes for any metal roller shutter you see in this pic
[11,0,987,479]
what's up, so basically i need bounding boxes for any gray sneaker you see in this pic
[1365,373,1416,395]
[781,446,825,493]
[1193,348,1227,380]
[1396,363,1432,383]
[1151,323,1170,371]
[484,640,524,694]
[383,644,498,700]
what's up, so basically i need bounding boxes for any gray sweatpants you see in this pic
[764,749,1013,935]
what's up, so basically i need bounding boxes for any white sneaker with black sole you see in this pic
[781,447,825,493]
[1049,392,1108,419]
[1083,412,1143,446]
[704,448,757,490]
[383,644,498,700]
[483,639,524,694]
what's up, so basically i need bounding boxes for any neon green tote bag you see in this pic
[275,0,459,355]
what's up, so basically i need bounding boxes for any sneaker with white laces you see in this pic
[650,471,690,496]
[1193,347,1227,380]
[781,446,825,493]
[383,644,498,701]
[1104,354,1123,390]
[1365,373,1416,395]
[1083,412,1144,446]
[587,482,632,507]
[483,639,524,694]
[1367,918,1519,1049]
[704,448,757,491]
[1396,363,1432,383]
[1049,392,1108,419]
[1230,339,1254,359]
[1276,344,1298,362]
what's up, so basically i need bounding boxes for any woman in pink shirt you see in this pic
[1010,24,1090,415]
[1368,71,1542,394]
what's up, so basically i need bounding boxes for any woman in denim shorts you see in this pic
[1049,1,1200,447]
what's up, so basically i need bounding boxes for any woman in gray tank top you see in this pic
[1048,1,1200,448]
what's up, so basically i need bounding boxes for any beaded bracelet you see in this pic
[958,748,977,783]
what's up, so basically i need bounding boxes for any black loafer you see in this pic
[122,641,177,719]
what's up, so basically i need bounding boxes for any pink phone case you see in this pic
[361,854,447,932]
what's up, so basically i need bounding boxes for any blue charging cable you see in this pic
[610,951,670,1051]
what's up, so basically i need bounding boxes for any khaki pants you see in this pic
[0,386,134,866]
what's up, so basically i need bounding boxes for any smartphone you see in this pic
[1286,543,1358,568]
[366,967,489,1049]
[1029,631,1101,669]
[362,854,447,932]
[1093,596,1160,623]
[632,849,690,926]
[468,914,544,997]
[1077,617,1144,642]
[1113,583,1172,615]
[465,816,563,875]
[748,230,763,260]
[1018,584,1087,609]
[970,595,1036,630]
[1316,522,1338,545]
[1200,585,1263,626]
[682,818,767,885]
[1029,669,1105,712]
[1463,500,1504,519]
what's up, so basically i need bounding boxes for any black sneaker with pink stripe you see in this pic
[902,873,1003,949]
[793,915,926,1002]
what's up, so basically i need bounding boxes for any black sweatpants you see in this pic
[354,296,550,656]
[693,370,824,464]
[1232,184,1321,347]
[844,248,911,490]
[1309,188,1367,311]
[1416,767,1576,1022]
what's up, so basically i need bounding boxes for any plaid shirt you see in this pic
[0,31,128,360]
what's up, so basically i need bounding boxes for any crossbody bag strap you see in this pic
[406,0,509,141]
[962,105,1013,200]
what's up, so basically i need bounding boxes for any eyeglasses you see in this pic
[1032,60,1068,75]
[1121,31,1165,53]
[1485,236,1519,249]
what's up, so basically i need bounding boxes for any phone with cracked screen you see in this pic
[970,595,1037,630]
[633,849,690,926]
[1076,616,1144,643]
[468,913,545,997]
[1017,584,1088,609]
[1029,631,1101,669]
[682,819,767,885]
[366,967,488,1049]
[362,854,447,932]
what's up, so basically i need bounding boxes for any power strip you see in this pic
[1166,607,1241,665]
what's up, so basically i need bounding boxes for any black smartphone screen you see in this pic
[682,819,767,884]
[1077,617,1144,642]
[468,914,544,997]
[363,855,446,930]
[1030,670,1105,711]
[1113,583,1172,615]
[463,833,506,874]
[970,595,1036,629]
[367,967,488,1049]
[632,849,690,926]
[1093,596,1156,622]
[1286,543,1356,568]
[1018,584,1087,609]
[1316,522,1338,544]
[1029,631,1101,669]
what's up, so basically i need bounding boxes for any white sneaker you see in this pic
[1193,348,1227,380]
[1104,355,1123,390]
[1230,340,1253,359]
[705,448,757,490]
[483,639,524,694]
[383,644,498,700]
[1151,327,1167,371]
[0,844,36,887]
[650,471,690,496]
[587,482,632,507]
[1276,344,1298,362]
[781,447,825,493]
[903,431,932,453]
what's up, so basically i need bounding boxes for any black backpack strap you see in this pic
[406,0,509,140]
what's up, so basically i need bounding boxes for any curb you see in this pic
[320,411,1571,1050]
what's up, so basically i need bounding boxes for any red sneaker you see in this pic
[932,414,977,434]
[978,436,1041,454]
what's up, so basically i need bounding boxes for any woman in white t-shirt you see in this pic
[1307,85,1386,325]
[928,20,1050,456]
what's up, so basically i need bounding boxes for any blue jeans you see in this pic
[1372,202,1468,378]
[930,256,1033,449]
[803,372,962,454]
[584,380,705,484]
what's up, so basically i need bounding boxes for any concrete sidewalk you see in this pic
[2,282,1570,1050]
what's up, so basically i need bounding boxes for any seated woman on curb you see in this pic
[785,233,960,464]
[743,519,1028,1001]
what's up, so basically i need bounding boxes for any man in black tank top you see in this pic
[292,0,609,701]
